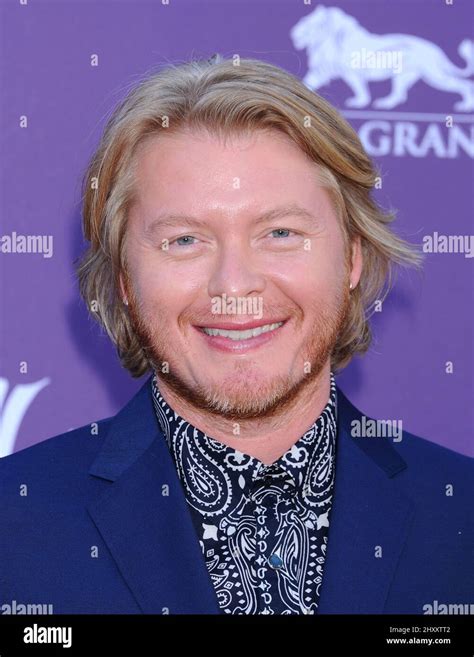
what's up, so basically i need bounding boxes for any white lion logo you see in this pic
[291,5,474,111]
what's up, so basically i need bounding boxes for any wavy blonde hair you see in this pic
[77,56,423,377]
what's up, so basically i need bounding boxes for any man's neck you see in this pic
[155,364,332,465]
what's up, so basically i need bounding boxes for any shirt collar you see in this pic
[151,373,338,500]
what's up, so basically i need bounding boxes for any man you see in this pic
[1,57,472,615]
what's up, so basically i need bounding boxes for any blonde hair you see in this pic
[77,56,423,377]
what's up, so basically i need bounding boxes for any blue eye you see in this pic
[271,229,291,238]
[175,235,196,246]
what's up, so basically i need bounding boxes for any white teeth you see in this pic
[202,322,283,340]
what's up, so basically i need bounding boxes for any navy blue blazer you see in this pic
[1,377,472,614]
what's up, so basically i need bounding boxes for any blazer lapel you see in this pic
[318,387,414,613]
[86,376,221,614]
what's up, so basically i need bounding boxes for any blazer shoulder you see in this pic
[390,429,473,529]
[337,385,472,496]
[338,384,472,474]
[394,428,472,477]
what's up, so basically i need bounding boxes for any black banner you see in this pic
[0,614,472,657]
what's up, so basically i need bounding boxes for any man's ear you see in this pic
[349,235,363,290]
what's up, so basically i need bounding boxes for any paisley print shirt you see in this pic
[151,373,338,615]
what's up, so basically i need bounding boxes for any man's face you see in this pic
[122,129,357,420]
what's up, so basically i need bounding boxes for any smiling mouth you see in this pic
[199,321,284,341]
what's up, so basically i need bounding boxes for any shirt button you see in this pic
[268,554,283,569]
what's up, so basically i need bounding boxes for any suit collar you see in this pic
[88,376,158,482]
[87,376,413,613]
[335,386,407,477]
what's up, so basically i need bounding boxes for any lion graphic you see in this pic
[291,5,474,111]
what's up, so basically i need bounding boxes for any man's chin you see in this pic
[156,359,328,422]
[199,381,293,420]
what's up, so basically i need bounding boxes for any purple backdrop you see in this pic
[1,0,473,458]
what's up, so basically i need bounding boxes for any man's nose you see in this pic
[207,242,266,300]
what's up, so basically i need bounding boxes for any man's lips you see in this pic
[194,318,289,331]
[192,319,290,353]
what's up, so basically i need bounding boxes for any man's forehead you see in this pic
[133,127,314,174]
[129,131,335,231]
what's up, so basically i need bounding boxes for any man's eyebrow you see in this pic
[144,204,319,235]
